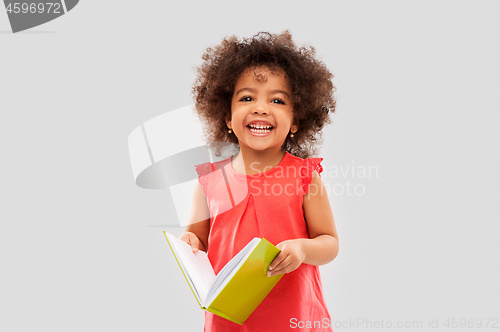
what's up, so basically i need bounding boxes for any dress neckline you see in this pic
[227,152,290,178]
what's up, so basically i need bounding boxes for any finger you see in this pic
[179,233,190,244]
[268,252,288,271]
[189,235,200,253]
[197,240,206,252]
[267,257,293,276]
[268,261,300,277]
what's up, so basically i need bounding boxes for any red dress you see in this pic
[195,152,333,332]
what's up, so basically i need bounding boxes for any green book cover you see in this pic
[164,232,283,325]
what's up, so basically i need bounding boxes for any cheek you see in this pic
[229,108,244,125]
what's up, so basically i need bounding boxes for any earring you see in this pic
[228,129,232,134]
[290,132,294,138]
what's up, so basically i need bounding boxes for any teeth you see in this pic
[249,124,272,129]
[247,123,273,135]
[249,124,272,133]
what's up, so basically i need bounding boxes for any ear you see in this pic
[291,118,299,133]
[226,117,232,130]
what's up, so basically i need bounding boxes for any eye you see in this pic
[240,96,253,102]
[272,98,286,105]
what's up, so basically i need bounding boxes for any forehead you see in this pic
[236,66,289,87]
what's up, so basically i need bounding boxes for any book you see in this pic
[163,232,284,325]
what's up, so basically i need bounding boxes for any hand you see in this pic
[267,239,306,277]
[179,231,206,253]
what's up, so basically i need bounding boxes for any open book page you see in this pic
[165,233,216,304]
[205,238,261,306]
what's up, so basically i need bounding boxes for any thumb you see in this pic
[269,247,286,271]
[188,234,200,253]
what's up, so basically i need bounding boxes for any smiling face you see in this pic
[227,66,298,154]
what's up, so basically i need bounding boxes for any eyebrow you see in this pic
[235,87,290,98]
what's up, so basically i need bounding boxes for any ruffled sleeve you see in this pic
[301,157,324,195]
[194,162,213,197]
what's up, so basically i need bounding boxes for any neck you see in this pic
[232,146,286,175]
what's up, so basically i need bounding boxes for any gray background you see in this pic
[1,1,499,331]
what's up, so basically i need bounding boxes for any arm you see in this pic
[268,170,339,276]
[179,182,210,253]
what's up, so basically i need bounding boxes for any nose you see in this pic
[253,100,269,115]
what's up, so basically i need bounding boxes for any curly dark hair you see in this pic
[192,30,336,159]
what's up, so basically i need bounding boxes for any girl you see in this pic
[180,31,339,331]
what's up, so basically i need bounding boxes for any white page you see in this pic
[205,238,261,306]
[165,233,216,305]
